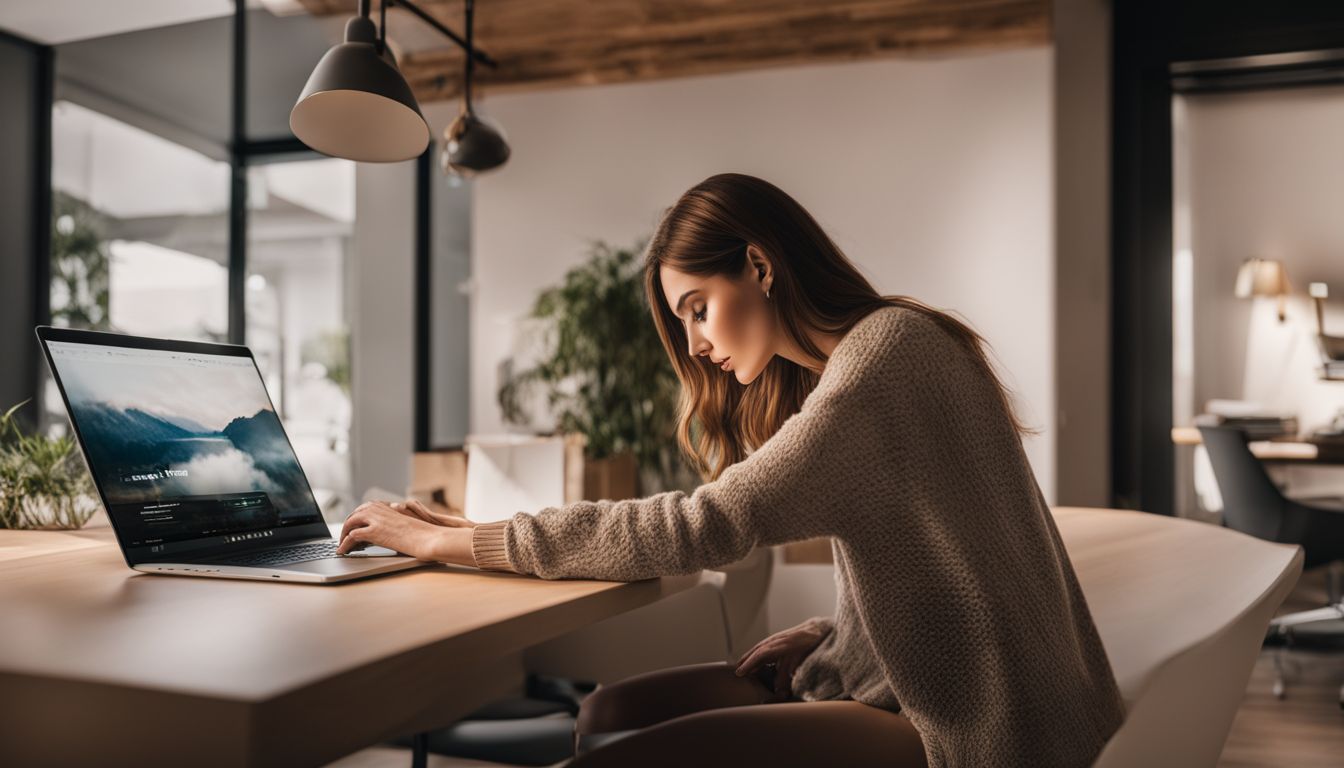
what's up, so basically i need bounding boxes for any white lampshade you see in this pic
[1234,258,1290,299]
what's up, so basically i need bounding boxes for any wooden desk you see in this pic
[0,516,696,767]
[1170,427,1344,465]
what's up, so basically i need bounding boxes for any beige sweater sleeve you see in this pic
[470,356,878,580]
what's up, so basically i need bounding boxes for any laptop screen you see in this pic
[44,338,324,562]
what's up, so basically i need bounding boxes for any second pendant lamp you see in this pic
[442,0,510,177]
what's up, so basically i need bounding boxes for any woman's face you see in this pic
[659,251,774,385]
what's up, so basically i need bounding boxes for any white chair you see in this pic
[1054,507,1302,768]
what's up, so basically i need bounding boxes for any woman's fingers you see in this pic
[738,635,771,662]
[402,499,435,521]
[735,645,764,675]
[336,523,370,555]
[735,640,780,676]
[401,499,477,528]
[340,506,373,542]
[357,500,432,528]
[410,500,469,526]
[393,500,436,524]
[340,503,390,550]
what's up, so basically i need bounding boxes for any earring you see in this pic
[766,288,771,300]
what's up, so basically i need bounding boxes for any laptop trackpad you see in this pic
[284,555,421,576]
[342,545,400,557]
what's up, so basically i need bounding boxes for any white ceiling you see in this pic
[52,6,337,151]
[0,0,236,45]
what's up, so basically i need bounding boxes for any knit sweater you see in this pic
[471,305,1125,767]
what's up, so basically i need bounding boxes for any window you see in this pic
[51,100,230,341]
[48,99,231,427]
[246,158,356,507]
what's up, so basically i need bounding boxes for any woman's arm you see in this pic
[471,375,873,581]
[341,312,916,577]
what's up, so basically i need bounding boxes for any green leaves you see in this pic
[50,192,112,331]
[497,241,684,491]
[0,401,97,529]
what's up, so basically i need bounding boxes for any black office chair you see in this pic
[390,673,594,767]
[1198,425,1344,708]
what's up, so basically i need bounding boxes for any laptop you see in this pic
[36,326,429,584]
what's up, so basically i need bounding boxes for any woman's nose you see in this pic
[687,329,709,358]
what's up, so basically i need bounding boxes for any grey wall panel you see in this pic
[0,34,46,422]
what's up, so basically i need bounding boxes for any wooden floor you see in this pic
[1218,567,1344,767]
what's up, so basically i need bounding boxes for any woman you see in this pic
[338,173,1125,767]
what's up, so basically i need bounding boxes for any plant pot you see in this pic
[582,452,638,502]
[559,433,639,501]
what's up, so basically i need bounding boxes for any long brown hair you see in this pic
[644,173,1035,481]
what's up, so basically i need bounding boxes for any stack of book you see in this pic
[1196,400,1298,439]
[1322,360,1344,380]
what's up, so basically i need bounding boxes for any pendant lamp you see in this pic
[442,0,510,176]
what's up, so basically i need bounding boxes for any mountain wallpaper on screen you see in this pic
[74,402,317,520]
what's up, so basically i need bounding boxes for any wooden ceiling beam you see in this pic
[296,0,1050,103]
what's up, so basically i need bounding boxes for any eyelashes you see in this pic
[692,308,707,323]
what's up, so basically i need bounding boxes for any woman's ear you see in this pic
[746,245,773,295]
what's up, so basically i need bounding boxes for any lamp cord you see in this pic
[376,0,388,54]
[464,0,475,114]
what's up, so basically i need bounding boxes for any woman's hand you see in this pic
[336,500,476,565]
[734,617,832,700]
[393,499,477,529]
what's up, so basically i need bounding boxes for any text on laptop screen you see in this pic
[45,340,322,557]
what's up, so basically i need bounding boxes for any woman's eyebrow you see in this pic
[674,289,701,315]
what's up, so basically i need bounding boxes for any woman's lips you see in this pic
[720,357,732,371]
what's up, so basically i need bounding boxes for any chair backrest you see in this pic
[1196,425,1286,542]
[1053,507,1302,768]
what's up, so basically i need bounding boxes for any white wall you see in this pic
[426,47,1057,500]
[1176,86,1344,512]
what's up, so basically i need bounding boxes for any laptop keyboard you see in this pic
[216,540,341,568]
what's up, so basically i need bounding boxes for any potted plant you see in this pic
[498,241,694,497]
[0,402,99,530]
